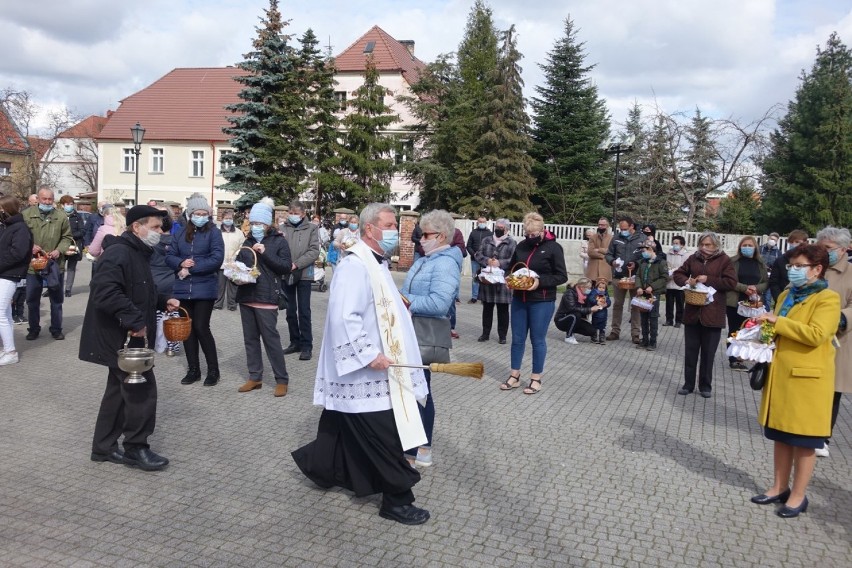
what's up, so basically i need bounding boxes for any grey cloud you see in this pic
[3,0,131,43]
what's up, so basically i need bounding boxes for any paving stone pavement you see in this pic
[1,266,850,567]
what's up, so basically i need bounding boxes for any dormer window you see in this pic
[364,41,375,54]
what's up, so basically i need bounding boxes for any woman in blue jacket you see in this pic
[400,210,462,468]
[166,194,225,386]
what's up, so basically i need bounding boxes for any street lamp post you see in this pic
[130,122,145,205]
[599,135,635,223]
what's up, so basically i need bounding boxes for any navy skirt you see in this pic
[764,426,825,449]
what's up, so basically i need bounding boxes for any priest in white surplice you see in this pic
[292,203,431,525]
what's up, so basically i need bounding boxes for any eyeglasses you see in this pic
[422,232,440,239]
[786,263,815,270]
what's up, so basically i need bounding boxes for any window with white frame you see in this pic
[122,148,136,172]
[334,91,347,111]
[191,150,204,177]
[219,149,233,174]
[150,148,164,173]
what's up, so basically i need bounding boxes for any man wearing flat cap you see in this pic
[80,205,179,471]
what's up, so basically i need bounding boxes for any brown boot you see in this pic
[238,380,262,393]
[274,384,288,397]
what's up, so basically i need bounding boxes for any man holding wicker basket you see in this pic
[604,216,645,343]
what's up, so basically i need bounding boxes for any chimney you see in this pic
[399,40,415,56]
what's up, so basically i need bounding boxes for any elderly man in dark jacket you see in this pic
[466,216,492,303]
[604,216,645,342]
[80,205,178,471]
[281,200,320,360]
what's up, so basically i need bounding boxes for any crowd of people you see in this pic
[1,191,850,525]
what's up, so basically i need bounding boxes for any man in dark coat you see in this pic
[465,216,492,303]
[80,205,178,471]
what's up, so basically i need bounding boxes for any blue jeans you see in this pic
[470,259,481,300]
[26,272,64,335]
[510,298,555,374]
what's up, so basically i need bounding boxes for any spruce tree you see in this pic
[680,108,719,229]
[459,25,535,218]
[530,16,610,224]
[758,32,852,234]
[221,0,292,203]
[335,56,400,206]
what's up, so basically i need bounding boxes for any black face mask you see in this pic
[525,234,542,245]
[494,228,505,238]
[597,228,606,234]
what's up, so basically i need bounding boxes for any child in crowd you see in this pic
[586,277,611,344]
[635,242,669,351]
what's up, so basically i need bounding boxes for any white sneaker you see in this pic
[564,336,578,345]
[815,445,829,457]
[414,447,432,467]
[0,351,19,366]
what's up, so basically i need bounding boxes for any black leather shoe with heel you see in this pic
[751,488,790,505]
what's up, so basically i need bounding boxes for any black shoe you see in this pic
[699,390,712,398]
[180,368,201,385]
[477,335,489,342]
[662,321,673,327]
[730,361,749,371]
[42,290,49,298]
[379,504,430,525]
[645,343,656,351]
[228,306,237,311]
[65,290,72,297]
[26,331,39,340]
[283,344,300,355]
[90,449,125,464]
[498,338,507,344]
[122,447,169,471]
[467,298,477,304]
[52,332,65,340]
[674,322,682,328]
[751,488,790,505]
[299,350,312,361]
[213,305,223,310]
[678,388,693,395]
[777,496,808,518]
[203,370,220,386]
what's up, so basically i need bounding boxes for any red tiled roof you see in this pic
[0,106,29,154]
[59,115,109,139]
[27,137,52,162]
[98,67,250,142]
[335,26,426,85]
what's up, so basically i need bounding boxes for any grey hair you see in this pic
[359,203,396,235]
[698,231,722,248]
[495,218,510,229]
[289,200,306,213]
[816,226,851,248]
[420,210,455,240]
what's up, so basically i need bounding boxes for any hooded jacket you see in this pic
[166,221,225,300]
[510,231,568,303]
[0,214,34,282]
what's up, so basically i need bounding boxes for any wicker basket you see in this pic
[224,246,260,285]
[684,288,709,306]
[163,307,192,342]
[630,296,655,312]
[31,251,48,271]
[506,262,537,291]
[616,277,636,290]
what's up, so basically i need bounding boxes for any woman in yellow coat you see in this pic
[751,244,840,518]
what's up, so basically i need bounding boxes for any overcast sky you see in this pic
[2,0,851,134]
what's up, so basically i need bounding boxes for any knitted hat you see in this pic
[596,277,608,287]
[185,192,210,217]
[249,197,275,225]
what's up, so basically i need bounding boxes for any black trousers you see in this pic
[665,289,684,324]
[285,279,313,350]
[481,302,509,339]
[683,324,722,393]
[554,313,595,337]
[181,299,219,372]
[830,392,842,437]
[92,367,157,453]
[639,300,660,345]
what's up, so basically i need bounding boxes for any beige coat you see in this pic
[585,231,612,282]
[825,254,852,393]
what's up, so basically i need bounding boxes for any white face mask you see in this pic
[421,236,442,254]
[139,226,161,247]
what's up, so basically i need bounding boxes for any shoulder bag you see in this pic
[411,315,452,364]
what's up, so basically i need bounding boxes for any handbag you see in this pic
[411,315,452,365]
[749,362,769,390]
[286,267,303,286]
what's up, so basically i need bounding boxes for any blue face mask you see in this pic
[191,215,208,228]
[288,215,302,225]
[38,203,54,213]
[740,246,754,258]
[787,266,810,288]
[349,223,359,231]
[251,226,265,241]
[378,229,399,254]
[672,245,682,252]
[787,242,798,250]
[641,251,652,260]
[620,230,630,238]
[222,219,234,226]
[63,205,74,213]
[828,249,840,265]
[478,223,487,230]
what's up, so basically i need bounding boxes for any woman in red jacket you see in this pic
[672,232,737,398]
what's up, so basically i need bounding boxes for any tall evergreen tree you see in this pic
[335,56,400,206]
[530,16,610,224]
[459,25,535,218]
[758,32,852,234]
[221,0,292,203]
[716,178,758,234]
[680,108,719,229]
